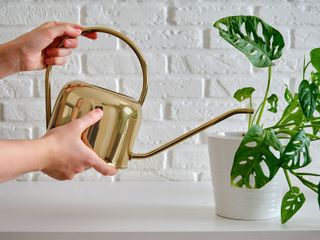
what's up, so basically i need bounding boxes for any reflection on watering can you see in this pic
[45,27,253,169]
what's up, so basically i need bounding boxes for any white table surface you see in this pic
[0,181,319,240]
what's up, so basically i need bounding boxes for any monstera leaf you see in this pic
[279,130,311,170]
[214,15,285,68]
[298,80,317,120]
[310,48,320,72]
[267,94,278,113]
[233,87,255,102]
[231,125,282,188]
[284,86,293,103]
[276,95,304,130]
[281,186,306,224]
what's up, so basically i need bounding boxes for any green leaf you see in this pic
[276,95,304,129]
[298,80,317,120]
[213,15,285,68]
[311,71,320,85]
[279,130,311,170]
[310,117,320,135]
[310,48,320,72]
[233,87,255,102]
[281,186,306,224]
[231,125,282,188]
[267,94,278,113]
[284,86,293,103]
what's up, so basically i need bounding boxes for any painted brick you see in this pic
[128,152,165,170]
[116,170,168,182]
[135,122,185,145]
[0,77,33,98]
[0,4,79,25]
[174,5,250,26]
[0,125,32,139]
[120,77,203,99]
[118,169,196,182]
[272,50,305,73]
[36,75,118,98]
[169,147,210,170]
[169,53,250,74]
[141,100,163,121]
[3,100,44,122]
[258,5,320,26]
[84,3,167,27]
[122,29,203,49]
[85,53,166,75]
[78,32,118,50]
[169,99,243,121]
[0,30,25,44]
[207,74,290,98]
[294,27,320,49]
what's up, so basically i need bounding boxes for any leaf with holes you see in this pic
[279,130,311,170]
[310,48,320,72]
[233,87,255,102]
[298,80,317,120]
[284,86,293,103]
[281,186,306,224]
[276,95,304,130]
[231,125,282,188]
[267,94,278,113]
[213,15,285,68]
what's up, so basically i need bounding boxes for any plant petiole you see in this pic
[283,169,293,190]
[256,66,272,125]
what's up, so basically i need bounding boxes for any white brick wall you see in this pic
[0,0,319,182]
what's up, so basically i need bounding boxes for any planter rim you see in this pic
[207,131,246,140]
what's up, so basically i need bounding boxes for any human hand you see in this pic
[14,21,97,72]
[41,108,117,180]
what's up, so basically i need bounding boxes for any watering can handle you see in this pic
[44,26,148,128]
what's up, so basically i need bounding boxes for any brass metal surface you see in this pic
[131,108,253,159]
[44,26,254,169]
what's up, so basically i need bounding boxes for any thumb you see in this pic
[71,108,103,133]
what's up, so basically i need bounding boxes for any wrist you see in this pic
[0,40,22,78]
[37,134,60,171]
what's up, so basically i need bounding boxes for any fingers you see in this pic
[44,23,82,40]
[46,48,72,57]
[71,108,104,133]
[90,154,118,176]
[83,32,98,40]
[45,56,68,66]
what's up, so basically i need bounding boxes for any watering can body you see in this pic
[45,26,253,169]
[48,81,142,168]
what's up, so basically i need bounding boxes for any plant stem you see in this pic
[303,60,311,80]
[283,169,293,190]
[256,66,272,125]
[292,171,320,177]
[267,123,320,130]
[294,174,318,193]
[248,96,253,129]
[250,102,263,126]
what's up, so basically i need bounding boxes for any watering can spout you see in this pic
[130,108,253,159]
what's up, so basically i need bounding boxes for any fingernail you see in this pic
[95,108,103,116]
[75,29,82,34]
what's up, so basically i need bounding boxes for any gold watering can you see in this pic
[45,26,253,169]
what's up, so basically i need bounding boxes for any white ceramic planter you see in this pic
[207,132,283,220]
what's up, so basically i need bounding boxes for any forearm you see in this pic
[0,139,49,183]
[0,40,21,79]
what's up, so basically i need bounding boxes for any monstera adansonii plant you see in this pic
[214,15,320,224]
